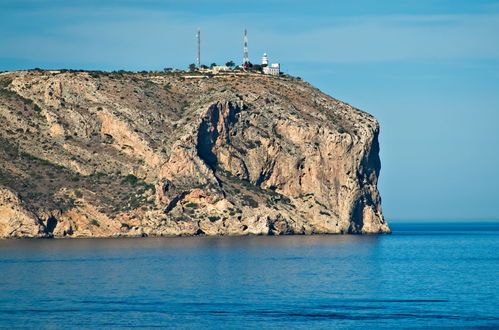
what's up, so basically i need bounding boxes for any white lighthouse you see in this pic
[262,53,280,75]
[262,53,268,66]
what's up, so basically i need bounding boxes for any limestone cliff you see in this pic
[0,69,390,238]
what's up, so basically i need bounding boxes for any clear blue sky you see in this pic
[1,0,498,222]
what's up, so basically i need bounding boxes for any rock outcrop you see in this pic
[0,69,390,238]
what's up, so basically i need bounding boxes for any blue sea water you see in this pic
[0,223,498,329]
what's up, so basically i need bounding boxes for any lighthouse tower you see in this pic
[262,53,268,66]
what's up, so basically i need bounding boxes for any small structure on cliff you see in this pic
[263,62,280,76]
[189,28,281,75]
[212,65,230,73]
[261,53,280,75]
[262,53,268,66]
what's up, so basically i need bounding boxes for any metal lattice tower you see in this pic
[243,29,249,65]
[196,29,201,67]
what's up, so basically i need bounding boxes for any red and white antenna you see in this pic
[243,29,249,65]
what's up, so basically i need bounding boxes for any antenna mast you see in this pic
[196,29,201,67]
[243,29,249,65]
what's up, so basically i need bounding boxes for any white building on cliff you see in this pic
[261,53,280,75]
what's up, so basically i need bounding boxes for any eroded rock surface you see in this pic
[0,70,390,238]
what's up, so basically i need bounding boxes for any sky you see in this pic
[1,0,498,222]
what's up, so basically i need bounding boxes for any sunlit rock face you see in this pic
[0,70,390,238]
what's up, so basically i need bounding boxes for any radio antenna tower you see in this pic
[243,29,249,65]
[196,29,201,67]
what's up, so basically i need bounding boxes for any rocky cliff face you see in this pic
[0,70,390,238]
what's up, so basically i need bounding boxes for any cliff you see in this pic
[0,70,390,238]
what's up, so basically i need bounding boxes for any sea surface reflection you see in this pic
[0,232,378,250]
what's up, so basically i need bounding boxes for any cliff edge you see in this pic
[0,70,390,238]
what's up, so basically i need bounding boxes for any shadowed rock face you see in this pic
[0,70,390,238]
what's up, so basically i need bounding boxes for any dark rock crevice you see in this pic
[349,129,382,234]
[348,200,364,234]
[164,192,188,214]
[196,105,220,168]
[357,129,381,182]
[45,215,58,234]
[196,102,241,171]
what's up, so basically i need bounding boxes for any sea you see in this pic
[0,222,498,329]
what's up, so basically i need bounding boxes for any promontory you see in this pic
[0,70,390,238]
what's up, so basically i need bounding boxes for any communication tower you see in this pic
[243,29,249,65]
[196,29,201,67]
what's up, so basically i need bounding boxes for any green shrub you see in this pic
[246,140,261,149]
[127,195,146,209]
[144,183,155,194]
[123,174,138,185]
[236,147,247,155]
[208,216,220,222]
[242,195,258,208]
[33,104,42,112]
[0,78,12,88]
[0,171,9,185]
